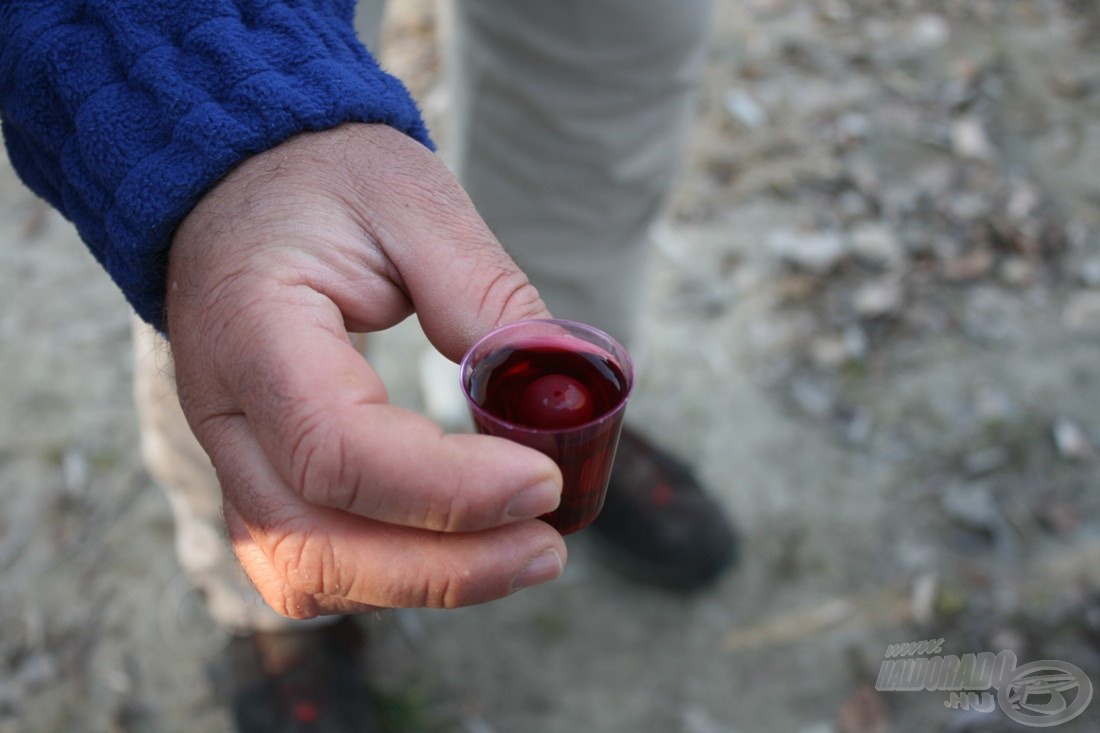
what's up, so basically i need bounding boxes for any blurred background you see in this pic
[2,1,1099,731]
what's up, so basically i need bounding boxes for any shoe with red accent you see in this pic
[587,427,738,590]
[225,617,380,732]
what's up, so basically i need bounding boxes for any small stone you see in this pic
[776,273,821,302]
[810,336,850,370]
[990,627,1026,656]
[843,325,869,361]
[768,230,848,274]
[682,706,741,733]
[944,192,992,224]
[1066,220,1092,251]
[850,223,905,269]
[1076,258,1100,288]
[997,257,1034,287]
[790,377,836,419]
[16,652,57,691]
[1063,291,1100,334]
[962,287,1022,342]
[1050,69,1089,99]
[1005,180,1040,223]
[1052,419,1096,461]
[848,162,880,197]
[952,116,995,162]
[905,302,950,334]
[799,724,836,733]
[841,409,874,446]
[61,449,89,498]
[914,163,955,198]
[852,279,903,318]
[974,388,1016,423]
[940,482,999,533]
[838,191,871,221]
[724,89,768,129]
[963,446,1009,476]
[0,680,23,715]
[835,113,870,146]
[911,572,939,626]
[1035,498,1081,536]
[942,248,995,282]
[817,0,852,23]
[910,14,951,49]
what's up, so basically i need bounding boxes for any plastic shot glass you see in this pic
[460,319,634,534]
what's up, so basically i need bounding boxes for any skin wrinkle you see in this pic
[402,534,469,609]
[287,401,367,515]
[428,570,458,609]
[158,123,567,617]
[179,137,411,341]
[209,413,308,533]
[313,416,478,533]
[259,508,350,615]
[226,490,374,619]
[326,127,551,351]
[294,221,415,331]
[475,266,540,330]
[262,337,519,531]
[417,441,470,532]
[227,299,359,418]
[283,525,331,599]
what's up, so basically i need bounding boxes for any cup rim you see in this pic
[459,318,635,435]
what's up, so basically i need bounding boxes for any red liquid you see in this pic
[466,343,629,534]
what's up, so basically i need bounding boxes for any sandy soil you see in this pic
[2,1,1100,732]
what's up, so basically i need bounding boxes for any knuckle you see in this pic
[269,590,322,621]
[286,406,329,495]
[268,526,333,601]
[285,405,365,512]
[475,266,546,326]
[420,489,466,534]
[414,568,473,610]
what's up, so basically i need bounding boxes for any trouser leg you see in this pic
[353,0,388,51]
[132,320,310,631]
[447,0,714,349]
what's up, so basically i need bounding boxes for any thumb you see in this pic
[348,125,551,360]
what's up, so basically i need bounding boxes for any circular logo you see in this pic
[998,659,1093,728]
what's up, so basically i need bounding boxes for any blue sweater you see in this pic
[0,1,432,331]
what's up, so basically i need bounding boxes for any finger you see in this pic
[337,125,553,360]
[215,301,562,532]
[215,418,567,617]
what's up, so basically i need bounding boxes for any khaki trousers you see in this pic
[135,0,713,630]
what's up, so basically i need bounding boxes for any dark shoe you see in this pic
[588,427,738,590]
[225,617,380,732]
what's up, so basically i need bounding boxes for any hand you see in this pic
[165,123,567,619]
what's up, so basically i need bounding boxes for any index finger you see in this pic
[215,297,563,532]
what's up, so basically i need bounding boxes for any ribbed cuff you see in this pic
[1,1,432,331]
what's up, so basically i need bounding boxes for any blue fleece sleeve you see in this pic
[0,1,432,331]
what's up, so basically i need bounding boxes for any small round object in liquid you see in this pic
[517,374,594,429]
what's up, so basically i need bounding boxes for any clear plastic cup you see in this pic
[460,319,634,534]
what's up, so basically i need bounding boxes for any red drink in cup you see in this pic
[461,319,634,534]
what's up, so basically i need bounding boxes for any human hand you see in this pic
[165,123,566,619]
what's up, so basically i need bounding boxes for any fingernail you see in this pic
[506,479,560,519]
[510,549,563,593]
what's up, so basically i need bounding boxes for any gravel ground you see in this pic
[3,1,1100,732]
